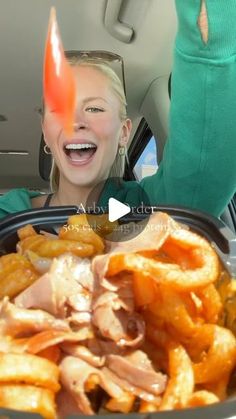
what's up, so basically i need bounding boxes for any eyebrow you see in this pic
[82,96,109,105]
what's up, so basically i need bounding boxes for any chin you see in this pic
[61,162,110,189]
[67,174,103,189]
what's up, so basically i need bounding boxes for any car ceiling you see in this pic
[0,0,176,190]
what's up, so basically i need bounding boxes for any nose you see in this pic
[73,121,88,131]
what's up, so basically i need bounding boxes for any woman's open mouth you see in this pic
[64,143,97,165]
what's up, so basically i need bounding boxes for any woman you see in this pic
[36,58,133,210]
[0,0,235,219]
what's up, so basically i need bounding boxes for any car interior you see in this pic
[0,0,236,235]
[0,0,235,234]
[0,0,175,187]
[0,2,236,418]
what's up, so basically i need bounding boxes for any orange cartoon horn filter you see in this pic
[43,7,76,136]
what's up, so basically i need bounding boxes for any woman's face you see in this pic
[42,65,132,188]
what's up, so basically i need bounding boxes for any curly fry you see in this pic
[68,213,118,237]
[106,392,135,413]
[196,284,222,324]
[187,390,219,407]
[0,253,37,278]
[139,399,161,413]
[159,344,194,410]
[84,373,101,393]
[193,325,236,384]
[0,254,39,299]
[17,224,38,240]
[33,238,94,258]
[59,216,105,255]
[0,384,56,419]
[107,244,219,291]
[18,234,94,258]
[148,286,203,339]
[205,373,230,401]
[133,272,158,307]
[17,235,46,254]
[145,322,172,350]
[59,228,104,254]
[0,353,60,392]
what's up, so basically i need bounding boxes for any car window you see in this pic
[133,136,158,180]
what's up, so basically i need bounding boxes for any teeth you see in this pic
[65,143,96,150]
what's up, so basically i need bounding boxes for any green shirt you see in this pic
[0,189,40,220]
[0,0,236,220]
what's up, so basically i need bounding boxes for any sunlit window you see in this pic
[133,136,158,180]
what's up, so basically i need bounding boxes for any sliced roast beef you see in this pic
[60,356,125,414]
[106,351,167,396]
[25,328,94,354]
[15,255,93,318]
[93,290,132,313]
[56,389,83,418]
[93,272,134,313]
[72,257,95,292]
[87,337,126,357]
[92,305,145,347]
[68,311,92,327]
[100,350,167,403]
[92,212,172,284]
[68,290,92,313]
[102,366,162,403]
[61,342,105,367]
[0,297,69,338]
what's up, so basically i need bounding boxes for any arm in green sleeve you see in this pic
[0,209,8,220]
[144,0,236,217]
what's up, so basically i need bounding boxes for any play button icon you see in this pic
[85,177,151,242]
[108,198,131,222]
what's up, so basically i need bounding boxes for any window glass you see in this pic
[133,136,158,180]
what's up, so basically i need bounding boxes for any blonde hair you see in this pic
[48,56,128,192]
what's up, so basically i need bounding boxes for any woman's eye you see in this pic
[86,107,104,113]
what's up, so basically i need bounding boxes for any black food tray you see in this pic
[0,205,235,275]
[0,205,235,419]
[0,399,235,419]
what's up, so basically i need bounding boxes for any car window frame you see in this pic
[124,118,153,181]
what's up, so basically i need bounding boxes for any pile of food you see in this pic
[0,212,235,418]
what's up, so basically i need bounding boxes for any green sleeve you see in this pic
[0,208,8,220]
[142,0,236,217]
[0,189,40,221]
